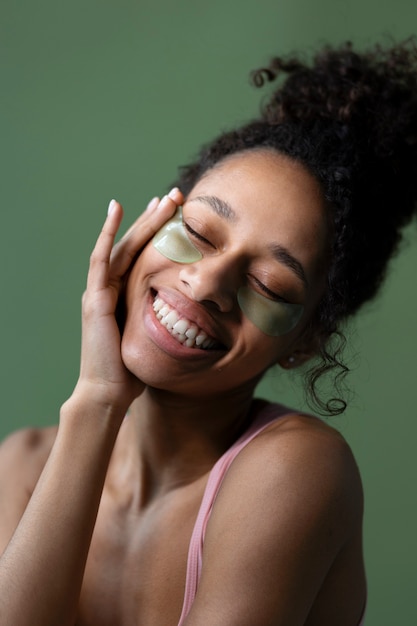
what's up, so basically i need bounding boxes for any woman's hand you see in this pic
[74,188,184,415]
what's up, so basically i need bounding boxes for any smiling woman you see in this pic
[1,39,417,626]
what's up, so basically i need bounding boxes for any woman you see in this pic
[0,39,416,625]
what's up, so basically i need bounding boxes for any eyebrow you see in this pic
[192,194,237,221]
[190,194,308,289]
[269,243,309,289]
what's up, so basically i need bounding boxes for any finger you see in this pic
[144,195,162,213]
[110,188,184,278]
[120,196,160,240]
[119,187,184,242]
[122,187,184,240]
[86,199,124,292]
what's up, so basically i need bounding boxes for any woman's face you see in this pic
[122,150,330,398]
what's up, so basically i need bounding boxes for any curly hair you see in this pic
[174,38,417,415]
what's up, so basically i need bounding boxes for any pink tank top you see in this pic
[177,401,366,626]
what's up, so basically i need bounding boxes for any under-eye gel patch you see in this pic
[237,286,304,336]
[152,208,202,263]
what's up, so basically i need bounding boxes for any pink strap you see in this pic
[177,403,292,625]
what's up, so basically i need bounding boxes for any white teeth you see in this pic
[195,333,207,346]
[173,319,188,335]
[153,298,164,312]
[185,326,198,339]
[164,310,179,328]
[152,296,219,350]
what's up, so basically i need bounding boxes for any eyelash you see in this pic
[184,222,214,247]
[184,221,286,302]
[249,276,286,303]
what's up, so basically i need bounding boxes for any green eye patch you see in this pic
[152,209,304,336]
[237,286,304,336]
[152,207,202,263]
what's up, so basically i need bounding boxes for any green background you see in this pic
[1,0,416,623]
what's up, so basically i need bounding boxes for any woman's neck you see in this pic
[108,384,258,508]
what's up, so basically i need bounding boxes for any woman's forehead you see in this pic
[188,151,328,246]
[191,150,323,209]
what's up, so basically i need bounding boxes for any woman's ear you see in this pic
[278,349,315,370]
[278,330,322,370]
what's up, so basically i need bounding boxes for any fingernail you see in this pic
[107,199,117,215]
[146,196,159,211]
[168,187,179,199]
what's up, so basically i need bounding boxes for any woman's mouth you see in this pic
[152,296,223,350]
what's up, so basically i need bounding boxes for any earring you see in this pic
[279,354,299,370]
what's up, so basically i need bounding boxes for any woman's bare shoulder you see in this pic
[255,410,359,465]
[216,411,365,562]
[0,424,58,475]
[0,425,58,550]
[210,410,364,560]
[187,414,365,624]
[241,412,363,512]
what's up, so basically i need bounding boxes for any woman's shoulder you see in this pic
[0,425,58,550]
[0,424,58,490]
[0,424,58,473]
[251,400,359,462]
[247,404,363,502]
[221,402,364,536]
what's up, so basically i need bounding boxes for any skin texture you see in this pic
[0,151,366,626]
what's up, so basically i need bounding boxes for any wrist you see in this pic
[61,383,129,435]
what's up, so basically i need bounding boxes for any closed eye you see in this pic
[184,222,215,248]
[250,276,289,303]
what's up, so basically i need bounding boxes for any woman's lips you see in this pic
[149,288,229,352]
[153,296,221,349]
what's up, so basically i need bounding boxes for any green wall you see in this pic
[1,1,416,623]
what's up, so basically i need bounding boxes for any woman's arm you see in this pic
[0,191,182,626]
[0,397,123,626]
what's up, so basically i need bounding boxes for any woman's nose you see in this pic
[178,256,239,313]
